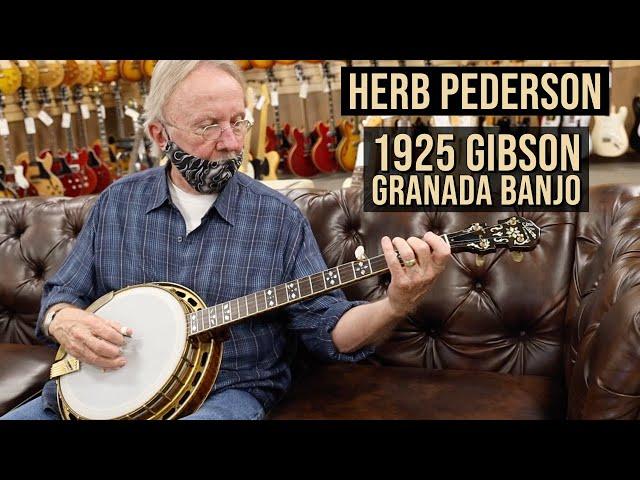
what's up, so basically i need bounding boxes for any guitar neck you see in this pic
[0,103,14,172]
[95,97,109,148]
[187,227,499,338]
[113,83,126,139]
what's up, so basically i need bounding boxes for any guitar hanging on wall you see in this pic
[288,63,319,178]
[311,61,340,173]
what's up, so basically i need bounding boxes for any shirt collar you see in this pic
[145,163,240,226]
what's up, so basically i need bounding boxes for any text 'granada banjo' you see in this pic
[50,216,540,420]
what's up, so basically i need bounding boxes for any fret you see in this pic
[285,281,301,302]
[189,312,197,334]
[247,293,257,315]
[230,299,239,322]
[324,267,340,288]
[198,310,205,332]
[255,291,266,312]
[275,284,287,306]
[299,276,313,297]
[207,307,215,328]
[215,304,223,326]
[222,302,231,324]
[265,288,276,309]
[352,259,372,278]
[338,264,355,283]
[310,272,325,294]
[238,296,247,319]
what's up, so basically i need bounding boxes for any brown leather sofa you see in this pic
[2,184,640,420]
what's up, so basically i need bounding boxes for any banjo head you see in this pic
[58,284,193,420]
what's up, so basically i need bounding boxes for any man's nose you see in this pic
[216,127,243,152]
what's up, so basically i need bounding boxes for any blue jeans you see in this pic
[1,380,265,420]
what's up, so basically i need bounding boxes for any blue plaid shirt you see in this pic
[37,166,374,413]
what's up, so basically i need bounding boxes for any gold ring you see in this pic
[404,258,417,268]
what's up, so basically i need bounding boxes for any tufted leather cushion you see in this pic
[2,184,640,419]
[0,197,97,345]
[287,188,575,379]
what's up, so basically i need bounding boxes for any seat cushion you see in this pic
[269,364,566,419]
[0,343,57,416]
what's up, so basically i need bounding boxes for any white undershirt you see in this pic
[168,178,218,234]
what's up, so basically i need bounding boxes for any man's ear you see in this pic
[148,122,168,150]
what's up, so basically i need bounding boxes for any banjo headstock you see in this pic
[447,216,541,254]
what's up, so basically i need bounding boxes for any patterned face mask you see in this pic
[163,132,242,194]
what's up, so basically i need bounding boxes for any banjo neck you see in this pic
[187,216,540,337]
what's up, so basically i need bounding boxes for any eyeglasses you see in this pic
[164,118,253,142]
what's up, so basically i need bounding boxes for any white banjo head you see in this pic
[59,285,188,420]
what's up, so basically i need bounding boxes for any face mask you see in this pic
[163,132,242,194]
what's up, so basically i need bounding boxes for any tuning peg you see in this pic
[355,245,367,261]
[510,251,524,263]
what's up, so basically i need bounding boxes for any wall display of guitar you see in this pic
[16,87,65,197]
[287,64,319,178]
[336,61,363,172]
[49,215,541,420]
[311,61,340,173]
[0,92,34,198]
[251,83,280,180]
[630,95,640,153]
[36,85,86,197]
[57,84,95,195]
[264,67,291,173]
[72,85,112,193]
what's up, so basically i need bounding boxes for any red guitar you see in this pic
[58,85,96,194]
[73,85,112,193]
[287,64,318,178]
[310,61,340,173]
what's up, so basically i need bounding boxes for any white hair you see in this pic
[143,60,246,157]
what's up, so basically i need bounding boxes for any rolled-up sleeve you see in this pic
[35,196,103,346]
[283,211,375,363]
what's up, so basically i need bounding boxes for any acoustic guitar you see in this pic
[119,61,144,83]
[16,87,65,197]
[251,83,280,180]
[49,216,541,420]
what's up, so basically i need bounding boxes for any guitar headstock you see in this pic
[447,216,541,254]
[294,63,306,83]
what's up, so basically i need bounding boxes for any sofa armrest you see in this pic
[568,256,640,419]
[0,344,57,416]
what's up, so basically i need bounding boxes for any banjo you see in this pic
[50,216,541,420]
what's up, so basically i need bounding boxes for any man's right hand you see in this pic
[49,307,132,370]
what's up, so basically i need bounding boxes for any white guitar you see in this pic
[592,106,629,157]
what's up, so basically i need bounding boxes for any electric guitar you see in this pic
[265,67,291,172]
[72,85,112,193]
[89,83,121,179]
[630,95,640,153]
[592,105,629,157]
[288,64,319,178]
[311,61,340,173]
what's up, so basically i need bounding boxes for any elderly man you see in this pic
[2,60,450,420]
